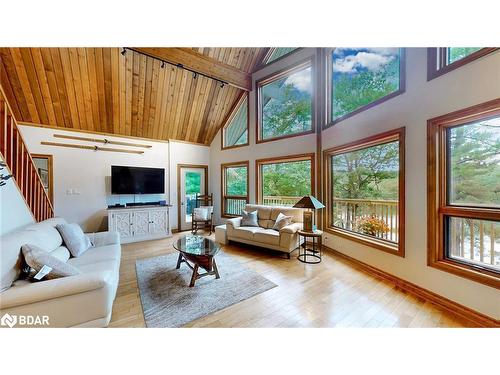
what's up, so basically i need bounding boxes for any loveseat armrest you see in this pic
[87,230,120,247]
[0,271,112,310]
[280,222,303,234]
[226,217,242,229]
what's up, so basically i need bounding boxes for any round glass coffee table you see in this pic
[173,235,221,287]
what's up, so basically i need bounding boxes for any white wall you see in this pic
[320,48,500,320]
[18,127,210,232]
[209,48,500,320]
[0,156,34,235]
[210,48,318,225]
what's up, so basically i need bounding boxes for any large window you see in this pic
[428,99,500,289]
[263,48,299,65]
[324,128,405,256]
[256,154,315,206]
[427,48,498,80]
[221,161,249,217]
[256,60,314,143]
[221,93,249,150]
[328,48,405,126]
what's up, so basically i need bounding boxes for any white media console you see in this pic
[107,205,171,244]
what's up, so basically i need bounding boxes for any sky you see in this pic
[333,48,399,74]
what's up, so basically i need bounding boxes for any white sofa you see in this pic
[224,204,304,258]
[0,218,120,328]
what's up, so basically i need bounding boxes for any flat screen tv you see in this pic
[111,166,165,194]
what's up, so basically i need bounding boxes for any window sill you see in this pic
[428,259,500,290]
[221,142,249,151]
[256,128,315,144]
[325,227,404,257]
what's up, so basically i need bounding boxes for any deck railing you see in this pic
[263,196,301,207]
[224,196,247,216]
[449,218,498,268]
[0,82,54,222]
[332,198,399,242]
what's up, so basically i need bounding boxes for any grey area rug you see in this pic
[135,252,277,327]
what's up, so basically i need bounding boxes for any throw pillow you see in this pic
[241,210,259,227]
[22,244,81,281]
[56,223,92,257]
[272,212,293,231]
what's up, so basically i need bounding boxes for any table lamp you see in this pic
[293,195,325,232]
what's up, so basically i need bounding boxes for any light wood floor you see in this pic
[109,232,474,328]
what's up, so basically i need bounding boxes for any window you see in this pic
[221,161,249,217]
[256,153,315,206]
[328,48,405,126]
[221,93,249,150]
[427,48,498,80]
[256,60,314,143]
[428,99,500,289]
[263,48,299,65]
[324,128,405,256]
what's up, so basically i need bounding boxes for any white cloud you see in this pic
[284,67,312,93]
[333,50,396,74]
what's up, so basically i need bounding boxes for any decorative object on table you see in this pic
[135,251,277,327]
[297,229,323,264]
[292,195,325,232]
[191,193,214,235]
[241,209,259,227]
[174,235,221,287]
[302,211,313,231]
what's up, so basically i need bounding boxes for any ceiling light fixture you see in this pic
[121,48,126,56]
[161,61,165,68]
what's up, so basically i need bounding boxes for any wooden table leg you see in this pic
[176,252,183,269]
[212,258,220,279]
[189,264,199,287]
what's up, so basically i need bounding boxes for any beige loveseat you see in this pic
[224,204,304,258]
[0,218,120,328]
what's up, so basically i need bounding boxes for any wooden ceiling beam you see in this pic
[131,48,252,91]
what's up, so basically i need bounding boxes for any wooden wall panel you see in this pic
[0,47,266,145]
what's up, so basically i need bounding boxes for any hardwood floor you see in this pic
[109,232,475,328]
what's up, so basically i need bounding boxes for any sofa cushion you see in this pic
[241,210,259,227]
[270,207,303,223]
[24,221,64,253]
[22,244,81,280]
[231,227,261,241]
[50,246,71,262]
[56,223,92,257]
[253,229,281,246]
[67,244,121,268]
[1,230,37,292]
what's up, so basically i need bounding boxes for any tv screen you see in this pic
[111,166,165,194]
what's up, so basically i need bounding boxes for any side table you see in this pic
[297,229,323,264]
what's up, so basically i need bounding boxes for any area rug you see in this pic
[135,252,277,327]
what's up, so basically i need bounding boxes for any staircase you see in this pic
[0,81,54,222]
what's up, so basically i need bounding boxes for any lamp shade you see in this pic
[292,195,325,209]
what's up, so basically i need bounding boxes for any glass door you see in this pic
[179,166,207,231]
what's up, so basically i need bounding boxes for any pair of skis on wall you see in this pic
[41,134,152,154]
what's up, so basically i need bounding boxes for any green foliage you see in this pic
[447,47,481,64]
[262,71,312,139]
[333,57,399,119]
[262,160,311,197]
[185,172,201,194]
[332,141,399,200]
[449,120,500,206]
[226,167,247,196]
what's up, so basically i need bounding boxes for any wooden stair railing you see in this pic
[0,83,54,222]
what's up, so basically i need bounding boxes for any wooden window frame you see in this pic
[260,48,302,68]
[324,48,406,129]
[221,161,249,218]
[256,58,315,144]
[220,92,249,150]
[427,99,500,289]
[427,48,498,81]
[255,153,316,205]
[323,127,406,257]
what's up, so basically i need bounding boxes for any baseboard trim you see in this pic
[324,245,499,328]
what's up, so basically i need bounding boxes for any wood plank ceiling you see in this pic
[0,47,268,145]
